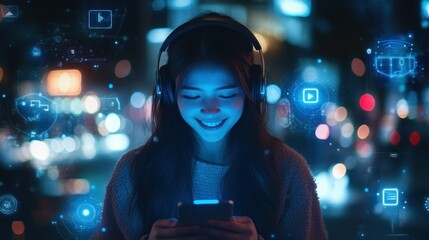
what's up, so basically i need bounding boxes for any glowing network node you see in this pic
[0,194,18,215]
[382,188,399,206]
[55,196,102,239]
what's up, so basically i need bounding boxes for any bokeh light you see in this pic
[105,113,121,133]
[409,131,421,146]
[356,140,373,158]
[114,59,131,78]
[396,99,409,119]
[315,124,330,140]
[266,84,281,104]
[47,69,82,96]
[357,124,370,140]
[12,221,25,235]
[82,94,101,114]
[341,122,354,138]
[359,93,375,112]
[130,92,146,108]
[29,140,50,161]
[334,106,347,122]
[332,163,347,179]
[390,131,401,145]
[351,58,366,77]
[0,66,4,82]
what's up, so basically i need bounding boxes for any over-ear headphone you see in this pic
[155,13,266,105]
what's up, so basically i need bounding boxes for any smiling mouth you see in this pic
[196,118,227,130]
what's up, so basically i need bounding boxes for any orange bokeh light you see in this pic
[47,69,82,96]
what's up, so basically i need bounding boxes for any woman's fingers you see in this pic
[151,219,202,239]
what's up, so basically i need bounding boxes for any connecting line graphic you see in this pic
[30,100,50,111]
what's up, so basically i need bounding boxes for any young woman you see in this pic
[94,12,327,240]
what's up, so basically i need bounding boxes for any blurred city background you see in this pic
[0,0,428,239]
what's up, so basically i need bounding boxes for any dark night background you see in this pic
[0,0,429,239]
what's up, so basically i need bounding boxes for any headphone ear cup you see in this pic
[250,64,263,103]
[158,65,175,105]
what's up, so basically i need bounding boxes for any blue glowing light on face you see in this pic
[177,62,245,143]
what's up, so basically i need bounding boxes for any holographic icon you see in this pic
[1,5,19,19]
[100,97,121,112]
[374,40,416,78]
[88,10,112,29]
[382,188,399,206]
[9,93,58,136]
[0,194,18,215]
[302,88,319,104]
[55,196,102,239]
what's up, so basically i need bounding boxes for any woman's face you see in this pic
[177,62,245,143]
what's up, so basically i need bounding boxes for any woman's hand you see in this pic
[149,219,208,240]
[202,216,259,240]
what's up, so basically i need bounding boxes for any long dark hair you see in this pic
[131,12,282,237]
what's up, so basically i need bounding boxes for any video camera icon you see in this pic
[88,10,112,29]
[302,88,319,104]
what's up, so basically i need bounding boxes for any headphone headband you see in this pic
[156,13,266,100]
[159,16,262,53]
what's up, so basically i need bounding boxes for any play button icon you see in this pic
[88,10,112,29]
[303,88,319,103]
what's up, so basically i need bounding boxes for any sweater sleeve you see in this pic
[277,145,328,240]
[93,149,145,240]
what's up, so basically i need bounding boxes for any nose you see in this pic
[200,99,220,114]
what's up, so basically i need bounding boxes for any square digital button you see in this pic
[302,88,319,104]
[382,188,398,206]
[88,10,112,29]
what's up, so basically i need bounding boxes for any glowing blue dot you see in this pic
[21,101,26,106]
[101,227,106,232]
[364,188,369,193]
[317,58,322,63]
[114,41,119,45]
[60,214,64,219]
[366,48,372,54]
[31,47,42,57]
[2,94,6,98]
[402,169,406,173]
[91,185,96,190]
[408,34,412,38]
[82,209,90,216]
[108,83,113,89]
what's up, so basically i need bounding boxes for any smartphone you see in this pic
[177,199,234,225]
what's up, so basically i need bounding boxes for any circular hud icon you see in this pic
[55,196,102,239]
[289,79,335,129]
[0,194,18,215]
[9,93,58,136]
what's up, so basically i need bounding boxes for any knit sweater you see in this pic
[93,143,328,240]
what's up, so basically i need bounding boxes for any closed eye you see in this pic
[182,95,200,100]
[219,94,237,99]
